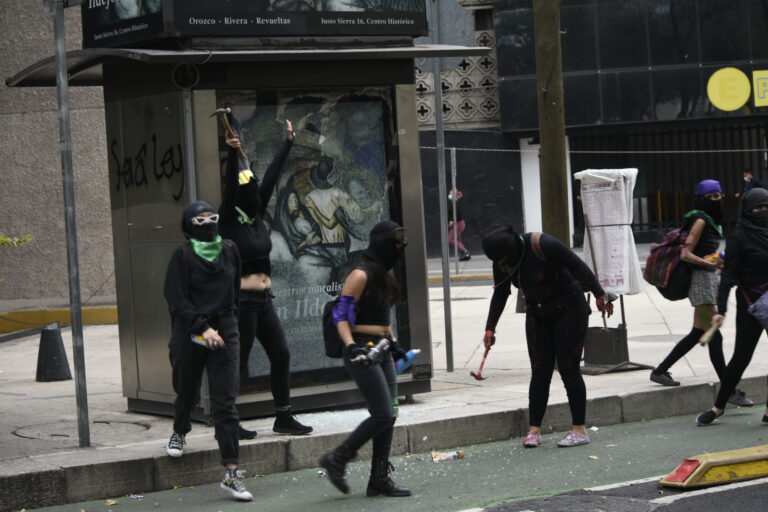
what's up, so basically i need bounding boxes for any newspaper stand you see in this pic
[575,169,653,375]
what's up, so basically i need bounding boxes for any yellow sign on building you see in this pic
[753,70,768,107]
[707,67,751,111]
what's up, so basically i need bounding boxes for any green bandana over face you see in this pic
[190,236,223,262]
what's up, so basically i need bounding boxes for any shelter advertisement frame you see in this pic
[215,87,412,392]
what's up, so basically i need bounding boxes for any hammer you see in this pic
[211,107,247,160]
[470,346,490,381]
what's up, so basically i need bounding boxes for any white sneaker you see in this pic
[166,432,185,457]
[557,431,590,447]
[220,469,253,501]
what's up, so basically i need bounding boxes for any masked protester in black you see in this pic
[218,120,312,438]
[482,226,612,449]
[697,188,768,425]
[648,180,753,406]
[319,221,412,498]
[163,201,252,501]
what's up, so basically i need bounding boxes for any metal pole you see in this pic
[52,0,90,447]
[532,0,569,244]
[431,0,454,372]
[450,147,459,275]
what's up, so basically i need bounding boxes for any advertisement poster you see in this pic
[217,89,396,385]
[83,0,427,46]
[175,0,427,37]
[81,0,163,47]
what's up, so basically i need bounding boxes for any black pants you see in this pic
[525,294,589,427]
[169,312,240,466]
[340,334,397,459]
[239,289,291,409]
[715,293,768,409]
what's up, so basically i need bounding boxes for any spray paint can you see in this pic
[351,338,390,366]
[395,349,421,373]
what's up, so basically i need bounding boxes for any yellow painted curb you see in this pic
[0,307,118,335]
[427,273,493,284]
[660,444,768,488]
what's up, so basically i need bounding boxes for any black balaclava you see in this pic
[482,226,524,273]
[363,220,407,271]
[181,200,218,242]
[740,188,768,245]
[694,195,724,225]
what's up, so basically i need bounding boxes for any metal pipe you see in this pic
[431,0,454,372]
[450,147,458,275]
[53,0,90,447]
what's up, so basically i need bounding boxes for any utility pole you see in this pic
[532,0,570,244]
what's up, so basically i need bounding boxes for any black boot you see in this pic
[273,409,313,435]
[319,446,354,494]
[366,457,412,497]
[238,424,257,440]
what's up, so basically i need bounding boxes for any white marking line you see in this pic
[650,476,768,505]
[455,509,485,512]
[586,474,665,492]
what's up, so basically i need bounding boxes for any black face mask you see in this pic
[364,239,404,271]
[697,198,724,225]
[482,227,523,270]
[187,222,218,242]
[745,210,768,228]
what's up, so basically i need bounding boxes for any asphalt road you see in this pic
[29,407,768,512]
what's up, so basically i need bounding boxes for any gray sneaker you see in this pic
[220,468,253,501]
[557,431,590,447]
[650,371,680,386]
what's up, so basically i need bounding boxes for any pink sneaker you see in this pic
[523,431,541,448]
[557,431,590,447]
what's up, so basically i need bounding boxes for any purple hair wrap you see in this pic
[694,179,722,196]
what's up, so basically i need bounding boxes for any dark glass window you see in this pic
[652,68,704,120]
[597,0,649,69]
[499,78,539,130]
[495,7,536,76]
[648,0,699,65]
[474,8,494,31]
[564,74,601,126]
[750,0,768,60]
[601,71,653,123]
[699,0,750,63]
[561,2,598,72]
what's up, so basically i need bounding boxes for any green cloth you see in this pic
[683,209,723,236]
[235,206,253,225]
[190,236,223,262]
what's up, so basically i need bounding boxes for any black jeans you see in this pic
[169,312,240,465]
[239,289,291,409]
[341,333,398,459]
[525,293,589,427]
[715,292,768,409]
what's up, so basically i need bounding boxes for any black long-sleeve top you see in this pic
[485,233,604,331]
[163,242,241,335]
[716,227,768,315]
[218,139,292,276]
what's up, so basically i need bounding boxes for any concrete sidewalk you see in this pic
[2,250,768,511]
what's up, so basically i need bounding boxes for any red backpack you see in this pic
[643,228,691,301]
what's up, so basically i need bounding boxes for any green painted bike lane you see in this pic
[30,408,768,512]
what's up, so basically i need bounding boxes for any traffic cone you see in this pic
[36,323,72,382]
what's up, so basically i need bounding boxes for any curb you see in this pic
[427,273,492,284]
[3,375,765,511]
[0,307,118,335]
